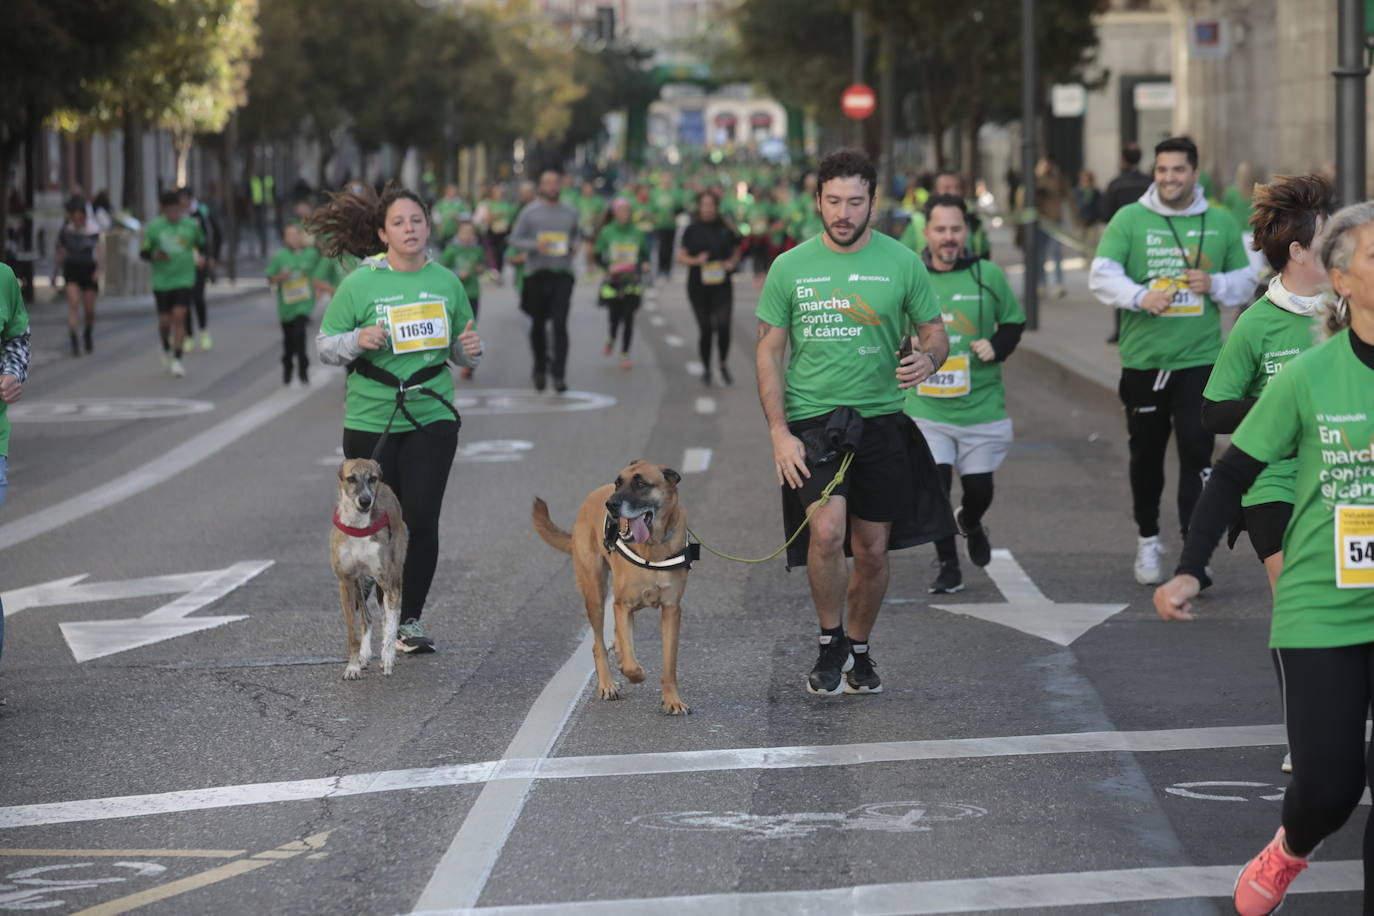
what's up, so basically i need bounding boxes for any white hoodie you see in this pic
[1088,183,1257,311]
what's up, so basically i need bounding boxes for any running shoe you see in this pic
[553,377,568,393]
[1134,535,1166,585]
[183,334,196,353]
[603,339,614,357]
[929,560,964,594]
[844,650,882,694]
[533,372,546,392]
[956,506,992,568]
[1234,827,1308,916]
[83,326,93,353]
[395,618,435,654]
[619,356,632,370]
[199,330,213,351]
[719,365,733,385]
[1281,752,1292,774]
[170,358,186,378]
[805,634,853,696]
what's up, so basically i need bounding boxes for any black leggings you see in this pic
[487,232,509,272]
[688,282,732,370]
[521,270,574,380]
[280,316,308,380]
[1118,365,1214,538]
[933,465,993,564]
[655,228,675,276]
[605,295,639,354]
[1274,643,1374,901]
[341,421,459,621]
[185,266,209,333]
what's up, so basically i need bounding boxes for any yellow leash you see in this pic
[685,452,854,564]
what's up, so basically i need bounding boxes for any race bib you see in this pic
[538,231,569,257]
[610,242,639,268]
[1150,276,1203,316]
[1335,504,1374,588]
[281,275,311,305]
[387,300,449,355]
[917,354,971,398]
[701,261,726,285]
[492,218,510,234]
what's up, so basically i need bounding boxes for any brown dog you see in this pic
[532,461,692,714]
[330,458,408,680]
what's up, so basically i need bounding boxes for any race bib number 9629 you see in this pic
[387,301,449,355]
[1335,504,1374,588]
[917,354,971,398]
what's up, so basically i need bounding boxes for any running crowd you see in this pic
[2,136,1372,915]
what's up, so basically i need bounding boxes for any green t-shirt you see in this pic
[594,222,649,269]
[433,197,469,242]
[899,213,928,252]
[1203,295,1316,507]
[486,199,517,235]
[649,188,679,231]
[320,259,474,433]
[141,215,206,291]
[1232,330,1374,648]
[756,233,940,421]
[0,264,29,457]
[1094,202,1248,370]
[905,260,1025,426]
[788,198,823,242]
[574,193,604,234]
[266,246,321,322]
[313,252,360,292]
[439,243,484,302]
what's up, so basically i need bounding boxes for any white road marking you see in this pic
[1165,781,1286,803]
[418,860,1361,915]
[11,398,215,422]
[663,334,684,348]
[632,801,986,839]
[694,397,715,415]
[680,448,712,474]
[647,315,666,327]
[451,390,616,415]
[0,376,333,553]
[0,723,1286,830]
[684,361,704,376]
[59,561,272,663]
[930,548,1127,645]
[412,627,595,911]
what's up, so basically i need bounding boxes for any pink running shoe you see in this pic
[1234,827,1308,915]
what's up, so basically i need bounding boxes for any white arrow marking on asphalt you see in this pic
[930,549,1127,646]
[57,561,273,662]
[2,572,206,618]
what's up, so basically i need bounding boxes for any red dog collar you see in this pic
[332,509,390,538]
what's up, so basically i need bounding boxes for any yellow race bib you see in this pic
[538,231,570,257]
[701,261,726,285]
[1335,504,1374,588]
[281,275,311,305]
[1150,276,1203,316]
[610,242,639,268]
[387,301,449,355]
[917,354,971,398]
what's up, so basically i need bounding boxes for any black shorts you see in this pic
[63,263,98,292]
[1244,501,1293,562]
[154,288,192,314]
[786,411,913,523]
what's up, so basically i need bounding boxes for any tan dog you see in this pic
[330,458,408,680]
[532,461,692,714]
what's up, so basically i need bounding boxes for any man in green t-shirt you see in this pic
[139,189,206,378]
[1088,136,1255,585]
[906,195,1025,595]
[0,262,31,667]
[756,148,951,698]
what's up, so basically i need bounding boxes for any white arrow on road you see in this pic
[1,561,273,662]
[930,549,1127,646]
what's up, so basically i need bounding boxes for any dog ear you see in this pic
[661,467,681,485]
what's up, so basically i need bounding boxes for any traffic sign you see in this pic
[841,83,876,120]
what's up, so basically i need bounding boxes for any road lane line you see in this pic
[0,849,245,858]
[412,628,595,911]
[0,375,335,553]
[694,397,715,415]
[663,334,684,347]
[417,860,1361,915]
[681,448,712,474]
[0,724,1286,829]
[648,315,665,327]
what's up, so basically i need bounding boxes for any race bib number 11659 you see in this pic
[387,301,449,355]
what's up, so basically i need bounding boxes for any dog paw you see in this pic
[622,664,646,684]
[597,683,621,701]
[382,661,394,676]
[662,699,692,716]
[342,663,363,680]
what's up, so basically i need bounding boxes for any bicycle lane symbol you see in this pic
[0,860,165,911]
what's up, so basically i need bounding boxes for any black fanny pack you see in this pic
[797,406,864,465]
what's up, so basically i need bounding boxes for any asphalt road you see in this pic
[0,262,1361,915]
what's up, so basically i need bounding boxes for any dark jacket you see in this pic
[1099,167,1152,223]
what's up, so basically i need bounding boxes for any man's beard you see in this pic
[823,210,871,248]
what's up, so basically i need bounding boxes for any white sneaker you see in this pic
[170,358,186,378]
[1134,535,1166,585]
[1281,752,1293,774]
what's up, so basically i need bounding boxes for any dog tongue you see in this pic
[630,516,651,543]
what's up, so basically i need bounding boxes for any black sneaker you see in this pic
[805,635,853,696]
[533,372,547,392]
[396,618,435,654]
[553,377,568,393]
[719,365,733,385]
[956,506,992,568]
[929,560,964,594]
[844,650,882,694]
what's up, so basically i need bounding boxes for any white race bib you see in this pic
[281,275,311,305]
[538,231,569,257]
[917,354,971,398]
[701,261,726,286]
[387,300,450,355]
[1335,504,1374,588]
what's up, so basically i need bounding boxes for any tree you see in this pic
[0,0,155,245]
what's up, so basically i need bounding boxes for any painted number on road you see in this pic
[631,801,987,839]
[10,398,215,423]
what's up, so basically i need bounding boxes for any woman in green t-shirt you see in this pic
[1155,202,1374,916]
[312,184,484,655]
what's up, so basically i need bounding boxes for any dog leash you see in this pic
[685,452,853,564]
[347,359,462,462]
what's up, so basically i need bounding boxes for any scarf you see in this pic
[1266,274,1327,317]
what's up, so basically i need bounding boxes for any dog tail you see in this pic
[531,498,573,555]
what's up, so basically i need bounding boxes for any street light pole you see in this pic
[1335,0,1368,206]
[1021,0,1039,330]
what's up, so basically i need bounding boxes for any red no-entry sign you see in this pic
[841,83,876,120]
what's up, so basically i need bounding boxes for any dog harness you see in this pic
[332,509,391,538]
[346,359,462,461]
[602,513,700,570]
